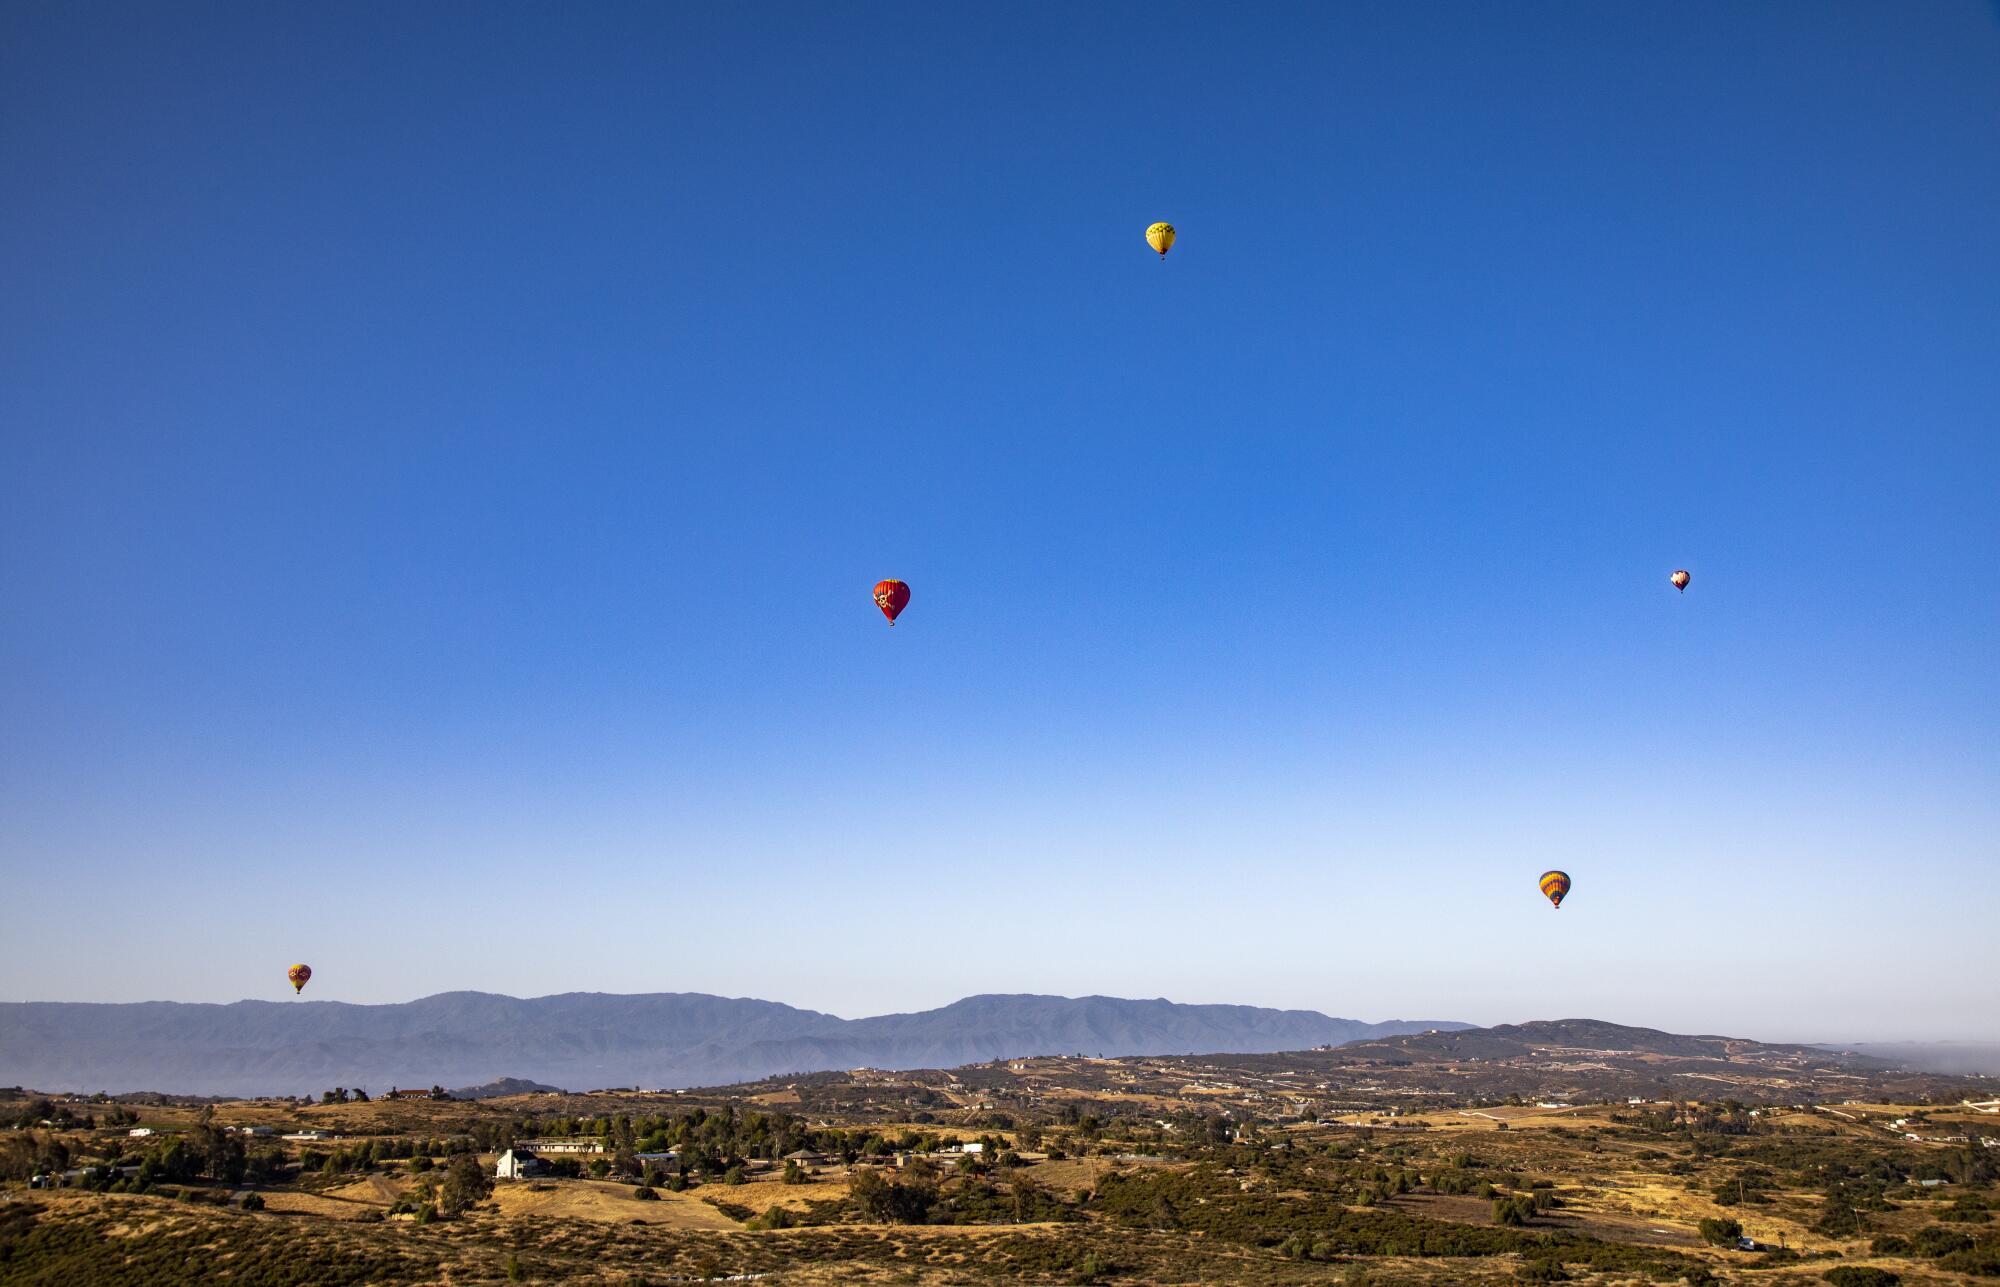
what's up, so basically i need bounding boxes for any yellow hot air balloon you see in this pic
[1538,870,1571,910]
[1145,222,1175,259]
[1670,569,1691,594]
[287,963,312,995]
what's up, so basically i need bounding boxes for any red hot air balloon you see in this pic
[872,579,911,626]
[1670,570,1691,594]
[287,963,312,995]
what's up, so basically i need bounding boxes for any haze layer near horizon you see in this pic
[2,1,1996,1041]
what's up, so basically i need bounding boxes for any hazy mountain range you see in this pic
[0,992,1469,1096]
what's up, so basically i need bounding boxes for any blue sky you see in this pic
[2,1,1996,1041]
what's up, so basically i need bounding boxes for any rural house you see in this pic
[495,1148,547,1180]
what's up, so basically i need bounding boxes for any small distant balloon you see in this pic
[872,579,911,626]
[1538,871,1571,910]
[1145,222,1176,259]
[287,964,312,995]
[1670,569,1690,594]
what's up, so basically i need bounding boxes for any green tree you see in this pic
[439,1153,491,1215]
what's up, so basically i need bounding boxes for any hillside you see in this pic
[0,991,1466,1095]
[1341,1018,1896,1069]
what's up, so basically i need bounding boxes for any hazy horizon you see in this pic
[4,3,1996,1044]
[3,986,1993,1051]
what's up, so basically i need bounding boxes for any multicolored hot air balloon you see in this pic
[872,579,910,626]
[287,963,312,995]
[1670,569,1691,594]
[1538,871,1571,910]
[1145,222,1176,259]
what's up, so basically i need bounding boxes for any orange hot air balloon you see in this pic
[1670,569,1691,594]
[1538,871,1571,910]
[287,964,312,995]
[872,579,911,626]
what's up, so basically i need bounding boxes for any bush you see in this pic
[1070,1251,1111,1285]
[1516,1259,1570,1282]
[238,1193,264,1211]
[1815,1197,1867,1237]
[1935,1245,2000,1276]
[745,1205,796,1230]
[724,1165,747,1186]
[633,1186,658,1201]
[1822,1269,1899,1287]
[1910,1226,1974,1258]
[1697,1217,1743,1247]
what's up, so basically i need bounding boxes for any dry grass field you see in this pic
[6,1059,1997,1286]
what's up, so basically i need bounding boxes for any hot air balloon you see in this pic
[1145,222,1175,259]
[1538,871,1571,910]
[1670,569,1690,593]
[287,963,312,995]
[872,579,910,626]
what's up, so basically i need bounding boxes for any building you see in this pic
[515,1138,605,1155]
[495,1149,547,1180]
[127,1127,153,1137]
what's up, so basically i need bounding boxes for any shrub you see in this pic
[1071,1251,1111,1285]
[1697,1217,1743,1247]
[633,1185,658,1201]
[238,1193,264,1211]
[1910,1226,1974,1258]
[1821,1269,1899,1287]
[745,1205,796,1230]
[1815,1197,1866,1237]
[1935,1245,2000,1276]
[1869,1235,1910,1254]
[1516,1259,1570,1282]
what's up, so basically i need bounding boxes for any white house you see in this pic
[495,1149,547,1180]
[127,1127,154,1137]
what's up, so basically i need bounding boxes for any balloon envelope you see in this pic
[1145,222,1175,257]
[287,963,312,994]
[1670,569,1690,593]
[872,579,911,625]
[1538,871,1571,909]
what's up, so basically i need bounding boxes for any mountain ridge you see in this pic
[0,991,1468,1096]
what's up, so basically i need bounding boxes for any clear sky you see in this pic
[3,2,1996,1043]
